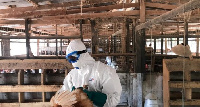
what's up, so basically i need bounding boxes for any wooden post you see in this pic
[132,19,136,53]
[136,29,145,73]
[18,70,24,103]
[165,38,168,54]
[197,38,199,56]
[1,33,10,56]
[90,20,98,54]
[177,23,179,45]
[41,69,46,102]
[161,38,163,54]
[80,19,83,41]
[139,0,145,23]
[163,60,170,107]
[154,38,156,54]
[185,70,192,100]
[25,18,31,59]
[184,21,188,45]
[55,24,58,56]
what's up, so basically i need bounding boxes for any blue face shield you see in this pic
[66,50,87,63]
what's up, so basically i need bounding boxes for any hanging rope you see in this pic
[150,28,153,92]
[182,3,192,107]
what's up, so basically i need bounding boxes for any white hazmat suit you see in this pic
[59,39,122,107]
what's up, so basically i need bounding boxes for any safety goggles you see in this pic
[66,50,87,63]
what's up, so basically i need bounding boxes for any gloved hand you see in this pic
[71,86,76,91]
[83,89,107,107]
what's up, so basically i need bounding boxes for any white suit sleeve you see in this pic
[101,66,122,107]
[60,72,73,91]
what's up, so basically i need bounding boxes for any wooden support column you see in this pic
[177,23,180,45]
[90,20,98,54]
[161,38,163,54]
[139,0,145,23]
[132,19,136,53]
[1,33,10,56]
[55,24,58,56]
[163,60,170,107]
[80,19,83,41]
[184,21,188,45]
[41,69,46,102]
[25,19,31,59]
[60,39,62,56]
[197,38,199,56]
[18,70,24,103]
[185,70,192,100]
[136,29,145,73]
[154,38,156,54]
[37,31,40,56]
[165,38,168,54]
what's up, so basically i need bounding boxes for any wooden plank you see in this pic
[0,59,73,69]
[170,99,200,105]
[0,102,50,107]
[0,85,62,92]
[163,59,170,107]
[136,0,200,31]
[170,81,200,88]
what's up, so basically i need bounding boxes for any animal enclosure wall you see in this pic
[163,58,200,107]
[0,59,72,106]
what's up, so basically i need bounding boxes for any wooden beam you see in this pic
[0,102,50,107]
[0,59,73,69]
[136,0,200,31]
[164,58,200,71]
[43,10,140,20]
[0,1,81,14]
[0,35,80,39]
[0,85,62,92]
[146,34,200,39]
[145,2,178,10]
[0,3,139,19]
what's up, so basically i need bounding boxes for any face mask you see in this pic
[66,50,87,63]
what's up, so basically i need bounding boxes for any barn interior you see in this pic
[0,0,200,107]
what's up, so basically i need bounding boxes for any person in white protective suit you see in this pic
[57,39,122,107]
